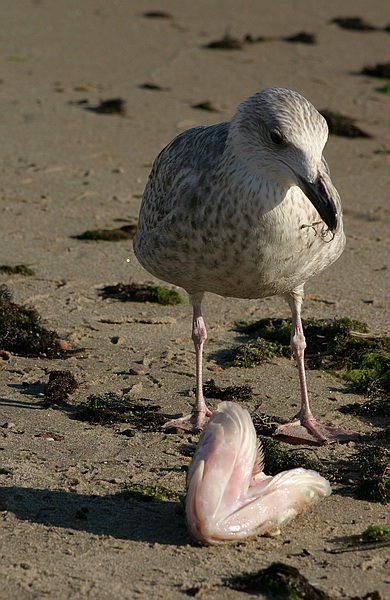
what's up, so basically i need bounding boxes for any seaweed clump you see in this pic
[351,445,389,503]
[120,484,179,502]
[320,110,372,138]
[75,392,164,430]
[75,224,137,241]
[360,63,390,79]
[99,282,183,305]
[226,562,331,599]
[378,83,390,94]
[205,33,244,50]
[259,436,323,475]
[0,285,71,358]
[284,31,316,44]
[0,265,35,276]
[201,380,253,402]
[344,524,390,546]
[226,338,291,368]
[43,370,79,405]
[331,17,378,31]
[191,101,219,112]
[339,397,389,418]
[233,317,389,400]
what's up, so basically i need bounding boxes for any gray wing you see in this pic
[138,121,229,231]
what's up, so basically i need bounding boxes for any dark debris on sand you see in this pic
[75,224,137,241]
[259,437,323,475]
[225,562,331,599]
[0,285,72,358]
[352,446,389,504]
[199,380,253,402]
[0,265,35,276]
[43,370,79,405]
[191,101,219,112]
[205,33,244,50]
[331,17,378,31]
[206,31,316,49]
[283,31,316,44]
[138,83,168,91]
[360,63,390,79]
[75,392,165,431]
[320,110,372,138]
[72,97,126,115]
[99,283,183,305]
[142,11,172,19]
[119,484,179,502]
[232,317,389,401]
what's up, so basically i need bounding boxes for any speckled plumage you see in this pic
[134,88,345,300]
[133,88,356,443]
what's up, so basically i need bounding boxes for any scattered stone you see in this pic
[129,365,146,376]
[35,432,65,441]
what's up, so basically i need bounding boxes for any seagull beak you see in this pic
[297,173,339,232]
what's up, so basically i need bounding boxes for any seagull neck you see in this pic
[221,149,289,212]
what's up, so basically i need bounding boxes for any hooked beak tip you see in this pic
[297,174,339,232]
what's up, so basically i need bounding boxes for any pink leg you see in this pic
[275,288,359,445]
[162,294,212,432]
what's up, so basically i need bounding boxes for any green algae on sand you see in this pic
[75,392,165,430]
[120,484,179,502]
[99,282,183,306]
[230,317,389,400]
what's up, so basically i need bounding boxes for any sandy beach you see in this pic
[0,1,389,598]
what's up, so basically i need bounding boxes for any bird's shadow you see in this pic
[0,485,191,546]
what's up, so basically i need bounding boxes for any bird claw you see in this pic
[274,417,360,445]
[162,409,212,433]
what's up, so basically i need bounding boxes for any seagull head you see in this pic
[231,87,341,232]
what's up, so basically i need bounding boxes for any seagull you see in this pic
[186,401,331,544]
[133,87,358,444]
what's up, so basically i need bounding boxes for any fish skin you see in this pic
[186,401,331,544]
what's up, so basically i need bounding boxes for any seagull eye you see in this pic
[270,130,284,145]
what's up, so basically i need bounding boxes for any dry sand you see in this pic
[0,1,389,598]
